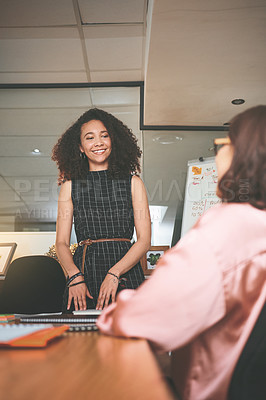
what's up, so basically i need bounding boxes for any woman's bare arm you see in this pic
[96,176,151,309]
[56,180,92,310]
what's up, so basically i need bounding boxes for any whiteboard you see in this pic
[180,157,221,237]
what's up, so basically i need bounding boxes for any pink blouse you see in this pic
[97,203,266,400]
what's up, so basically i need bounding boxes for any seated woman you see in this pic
[97,105,266,400]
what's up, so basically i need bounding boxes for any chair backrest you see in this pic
[0,255,66,314]
[228,301,266,400]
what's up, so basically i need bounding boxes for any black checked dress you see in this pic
[62,170,145,311]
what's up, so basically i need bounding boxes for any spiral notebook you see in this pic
[18,310,101,325]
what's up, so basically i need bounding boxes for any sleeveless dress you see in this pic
[62,170,145,311]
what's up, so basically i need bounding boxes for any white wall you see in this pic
[0,232,56,260]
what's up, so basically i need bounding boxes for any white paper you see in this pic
[72,309,102,315]
[0,324,53,342]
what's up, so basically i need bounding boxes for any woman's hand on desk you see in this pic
[96,274,119,310]
[67,276,93,311]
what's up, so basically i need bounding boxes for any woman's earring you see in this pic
[80,152,86,159]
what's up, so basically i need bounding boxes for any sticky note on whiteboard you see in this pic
[192,166,202,175]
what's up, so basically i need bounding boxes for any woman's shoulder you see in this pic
[131,175,146,192]
[61,179,72,188]
[200,202,265,226]
[192,202,266,252]
[58,180,72,200]
[131,174,143,183]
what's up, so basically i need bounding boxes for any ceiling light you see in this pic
[32,148,40,154]
[231,99,245,105]
[152,135,183,145]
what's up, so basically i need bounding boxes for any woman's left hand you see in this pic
[96,273,119,310]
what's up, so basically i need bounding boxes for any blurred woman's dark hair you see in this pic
[52,108,142,183]
[218,105,266,209]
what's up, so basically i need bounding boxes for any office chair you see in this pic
[0,255,66,314]
[228,301,266,400]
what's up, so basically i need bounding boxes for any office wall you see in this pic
[0,232,56,260]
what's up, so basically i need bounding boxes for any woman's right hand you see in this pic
[67,276,93,311]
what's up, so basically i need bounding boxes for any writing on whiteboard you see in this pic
[181,158,221,236]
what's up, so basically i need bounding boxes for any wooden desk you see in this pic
[0,331,174,400]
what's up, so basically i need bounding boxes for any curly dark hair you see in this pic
[218,105,266,209]
[52,108,142,183]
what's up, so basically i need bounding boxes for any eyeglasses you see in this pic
[212,137,231,155]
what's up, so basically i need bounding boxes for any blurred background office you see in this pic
[0,0,265,254]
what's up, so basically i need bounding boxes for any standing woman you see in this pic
[52,108,151,311]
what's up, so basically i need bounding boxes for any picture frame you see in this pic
[0,243,17,278]
[140,246,169,276]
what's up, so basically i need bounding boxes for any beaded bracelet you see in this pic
[68,280,86,288]
[66,271,84,287]
[107,272,128,287]
[107,271,119,281]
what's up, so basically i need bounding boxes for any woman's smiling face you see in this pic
[80,119,112,171]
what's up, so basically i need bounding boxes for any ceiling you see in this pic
[0,0,265,238]
[1,0,265,123]
[145,0,266,126]
[0,0,146,83]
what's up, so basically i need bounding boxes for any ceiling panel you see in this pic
[90,70,142,82]
[83,25,144,39]
[85,36,143,70]
[0,27,80,39]
[0,71,88,84]
[0,38,85,72]
[79,0,146,24]
[0,0,76,27]
[91,87,139,106]
[0,26,86,83]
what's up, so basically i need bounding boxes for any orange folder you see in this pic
[0,325,69,348]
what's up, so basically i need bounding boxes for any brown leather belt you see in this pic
[79,238,131,274]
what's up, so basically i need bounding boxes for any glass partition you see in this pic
[0,86,141,235]
[0,85,226,247]
[142,129,226,246]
